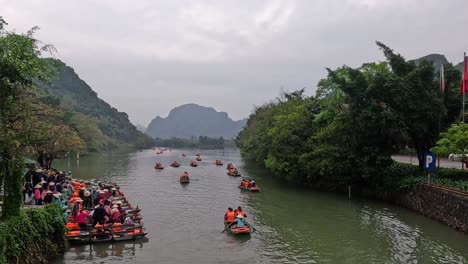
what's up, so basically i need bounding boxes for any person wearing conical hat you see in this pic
[34,183,42,205]
[233,214,245,228]
[83,190,93,208]
[110,205,121,223]
[52,193,65,208]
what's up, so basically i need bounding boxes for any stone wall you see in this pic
[396,183,468,234]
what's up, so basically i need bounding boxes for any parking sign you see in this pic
[424,152,437,172]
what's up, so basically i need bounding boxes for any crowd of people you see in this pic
[22,167,136,230]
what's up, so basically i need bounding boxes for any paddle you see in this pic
[244,220,257,232]
[250,225,257,232]
[221,222,235,233]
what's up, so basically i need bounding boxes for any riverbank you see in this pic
[395,183,468,234]
[0,204,67,264]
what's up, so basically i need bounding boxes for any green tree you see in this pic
[376,42,446,168]
[432,122,468,169]
[0,19,57,218]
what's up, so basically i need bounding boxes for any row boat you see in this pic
[238,186,260,192]
[224,222,251,235]
[227,171,241,177]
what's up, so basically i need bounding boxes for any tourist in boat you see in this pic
[92,203,109,227]
[239,179,245,187]
[234,206,247,218]
[124,217,134,226]
[103,200,112,222]
[224,207,236,225]
[83,190,93,208]
[75,209,92,230]
[72,198,83,217]
[250,181,256,187]
[233,214,246,228]
[110,205,121,223]
[245,180,251,188]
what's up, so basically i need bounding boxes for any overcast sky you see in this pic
[2,0,468,126]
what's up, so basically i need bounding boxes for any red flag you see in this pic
[461,55,468,95]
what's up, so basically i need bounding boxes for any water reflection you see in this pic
[53,239,149,264]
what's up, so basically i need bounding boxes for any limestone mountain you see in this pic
[37,59,153,151]
[146,104,246,139]
[413,53,464,71]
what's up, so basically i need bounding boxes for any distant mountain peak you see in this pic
[146,104,246,139]
[412,54,448,66]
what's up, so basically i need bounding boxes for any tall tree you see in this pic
[376,42,446,168]
[0,19,56,218]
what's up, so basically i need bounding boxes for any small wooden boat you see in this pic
[112,225,148,241]
[182,153,187,157]
[180,178,190,184]
[238,185,260,192]
[92,232,113,243]
[216,161,223,166]
[190,161,198,167]
[154,163,164,169]
[66,228,92,244]
[170,161,180,167]
[227,171,241,177]
[195,157,202,161]
[224,222,251,235]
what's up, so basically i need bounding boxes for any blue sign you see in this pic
[424,152,437,172]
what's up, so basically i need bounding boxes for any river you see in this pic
[51,148,468,264]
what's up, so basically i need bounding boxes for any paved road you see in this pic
[392,155,465,169]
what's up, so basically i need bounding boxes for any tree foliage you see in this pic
[432,122,468,164]
[0,19,83,217]
[237,42,459,192]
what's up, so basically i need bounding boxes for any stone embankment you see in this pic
[396,183,468,234]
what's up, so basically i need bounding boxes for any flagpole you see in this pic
[464,52,466,123]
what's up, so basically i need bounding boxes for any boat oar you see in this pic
[251,225,257,233]
[221,222,234,233]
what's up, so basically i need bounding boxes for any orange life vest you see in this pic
[66,222,79,230]
[113,222,123,232]
[226,211,235,222]
[95,223,105,233]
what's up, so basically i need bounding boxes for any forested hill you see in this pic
[146,104,246,139]
[37,59,153,151]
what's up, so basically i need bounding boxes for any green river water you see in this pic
[51,148,468,264]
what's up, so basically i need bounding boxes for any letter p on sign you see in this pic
[426,155,433,166]
[424,152,436,172]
